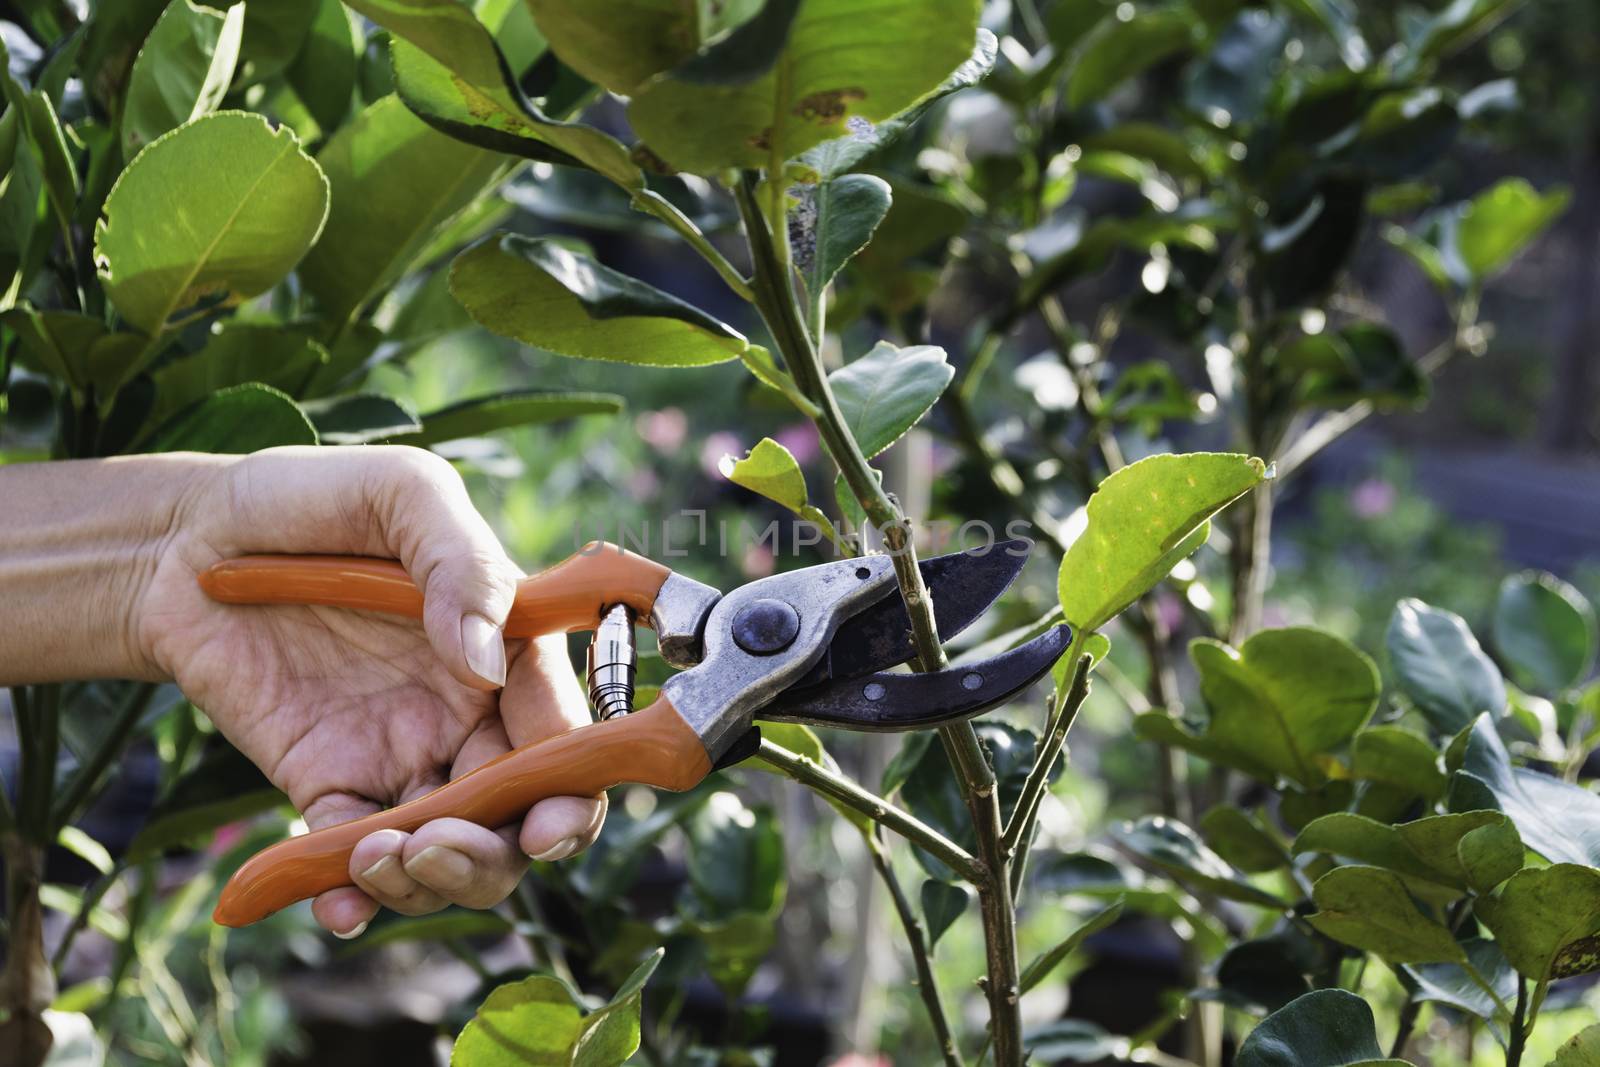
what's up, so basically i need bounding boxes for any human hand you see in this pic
[134,446,605,937]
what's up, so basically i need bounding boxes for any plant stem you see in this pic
[52,682,158,831]
[1506,979,1528,1067]
[865,830,963,1067]
[735,170,1024,1066]
[632,190,754,302]
[1003,653,1091,863]
[1390,996,1421,1059]
[756,738,982,882]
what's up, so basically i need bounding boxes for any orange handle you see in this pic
[212,696,712,926]
[199,541,673,637]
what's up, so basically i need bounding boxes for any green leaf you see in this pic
[1113,816,1286,908]
[1200,806,1289,873]
[901,724,1034,881]
[1066,9,1200,109]
[1208,929,1323,1013]
[298,94,506,329]
[0,108,46,308]
[720,437,809,514]
[1493,571,1597,695]
[1019,898,1123,993]
[1057,452,1266,633]
[1137,628,1378,788]
[125,745,287,862]
[627,0,982,174]
[1292,811,1521,898]
[684,793,785,919]
[1350,725,1447,801]
[1386,598,1506,735]
[1023,1020,1127,1063]
[286,0,360,131]
[121,0,245,160]
[1306,866,1465,964]
[1287,323,1428,411]
[1236,989,1411,1067]
[804,174,891,298]
[387,389,623,447]
[1475,864,1600,982]
[303,394,421,444]
[1455,179,1570,282]
[1552,1024,1600,1066]
[1404,938,1516,1036]
[345,909,512,953]
[95,111,330,336]
[920,879,970,949]
[147,322,331,428]
[827,341,953,459]
[523,0,757,94]
[343,0,641,187]
[1412,0,1522,61]
[149,383,319,453]
[449,234,750,366]
[1449,714,1600,868]
[2,307,101,395]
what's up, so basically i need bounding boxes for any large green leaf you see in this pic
[524,0,760,94]
[342,0,641,187]
[1404,939,1516,1038]
[720,437,809,513]
[920,879,970,949]
[1066,9,1200,109]
[1455,178,1569,283]
[1493,571,1596,695]
[95,112,330,336]
[121,0,245,159]
[1113,816,1286,908]
[1552,1025,1600,1066]
[901,724,1035,881]
[0,107,46,308]
[147,322,330,429]
[286,0,360,131]
[1293,811,1522,897]
[449,949,662,1066]
[1235,989,1411,1067]
[387,389,623,447]
[1307,866,1463,964]
[449,234,750,366]
[1386,598,1506,734]
[803,174,891,298]
[298,94,506,329]
[828,341,953,459]
[1449,714,1600,868]
[1137,628,1378,788]
[303,394,422,444]
[236,0,321,83]
[1475,864,1600,983]
[684,793,785,918]
[628,0,982,174]
[1200,806,1290,873]
[1057,452,1266,633]
[149,383,319,452]
[1349,725,1447,801]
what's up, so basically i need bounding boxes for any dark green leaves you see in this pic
[1137,628,1378,788]
[1387,598,1506,734]
[522,0,747,95]
[1307,866,1463,964]
[1235,990,1409,1067]
[449,235,751,366]
[303,394,421,444]
[1293,811,1522,898]
[1114,816,1285,908]
[828,342,954,459]
[920,880,970,949]
[1475,865,1600,982]
[1493,572,1596,695]
[388,390,624,447]
[1450,714,1600,868]
[1067,9,1200,109]
[449,950,662,1066]
[804,174,891,298]
[149,384,319,453]
[1058,453,1267,633]
[121,0,244,159]
[95,112,330,336]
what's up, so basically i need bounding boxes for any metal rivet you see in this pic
[855,566,872,580]
[731,599,800,654]
[863,682,887,701]
[961,672,983,691]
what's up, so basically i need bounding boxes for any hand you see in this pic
[134,446,605,937]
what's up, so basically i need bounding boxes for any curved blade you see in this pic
[792,539,1031,688]
[763,624,1072,731]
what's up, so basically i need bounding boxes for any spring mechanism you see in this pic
[586,603,636,720]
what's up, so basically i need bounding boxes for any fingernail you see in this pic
[333,920,368,941]
[405,845,473,890]
[531,836,580,862]
[461,612,507,686]
[360,855,397,883]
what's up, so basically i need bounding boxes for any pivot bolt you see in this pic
[731,599,800,654]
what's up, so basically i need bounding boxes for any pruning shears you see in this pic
[198,539,1070,927]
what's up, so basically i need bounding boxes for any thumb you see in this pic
[372,448,521,690]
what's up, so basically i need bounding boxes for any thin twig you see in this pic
[756,738,982,883]
[1004,654,1092,896]
[866,830,964,1067]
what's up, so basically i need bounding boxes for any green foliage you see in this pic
[1386,597,1507,734]
[1235,989,1410,1067]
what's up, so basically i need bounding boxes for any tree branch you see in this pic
[866,830,964,1067]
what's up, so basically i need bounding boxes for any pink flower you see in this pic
[773,422,821,466]
[636,408,687,454]
[742,541,775,578]
[827,1056,891,1067]
[1350,478,1396,519]
[703,431,743,479]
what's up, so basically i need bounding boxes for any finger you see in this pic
[521,793,608,862]
[400,818,525,909]
[500,635,592,748]
[366,448,522,692]
[349,827,448,917]
[303,793,383,938]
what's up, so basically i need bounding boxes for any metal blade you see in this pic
[792,539,1031,688]
[761,624,1072,730]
